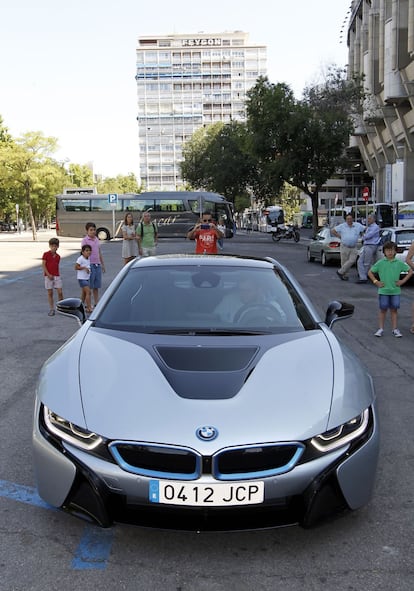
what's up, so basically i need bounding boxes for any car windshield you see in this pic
[95,265,314,334]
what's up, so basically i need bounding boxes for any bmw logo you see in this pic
[196,426,218,441]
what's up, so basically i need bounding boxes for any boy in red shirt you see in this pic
[187,211,224,254]
[42,237,64,316]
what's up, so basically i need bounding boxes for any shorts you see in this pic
[379,294,400,310]
[89,264,102,289]
[44,276,63,290]
[78,279,90,288]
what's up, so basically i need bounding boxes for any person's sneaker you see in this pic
[374,328,384,337]
[392,328,402,338]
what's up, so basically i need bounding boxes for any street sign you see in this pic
[362,187,370,201]
[108,193,118,206]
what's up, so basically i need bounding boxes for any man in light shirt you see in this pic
[332,214,365,281]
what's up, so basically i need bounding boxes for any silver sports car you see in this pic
[33,254,379,530]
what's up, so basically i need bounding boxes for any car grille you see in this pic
[109,441,304,481]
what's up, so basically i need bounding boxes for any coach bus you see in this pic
[55,191,235,240]
[396,201,414,227]
[258,206,285,233]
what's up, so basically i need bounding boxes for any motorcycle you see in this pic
[271,223,300,243]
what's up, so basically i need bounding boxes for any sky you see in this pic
[0,0,353,179]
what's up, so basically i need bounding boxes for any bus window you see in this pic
[59,199,90,212]
[91,198,122,211]
[158,200,186,212]
[122,199,154,212]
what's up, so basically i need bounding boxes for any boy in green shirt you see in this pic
[368,241,413,337]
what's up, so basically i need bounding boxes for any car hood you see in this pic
[39,327,374,451]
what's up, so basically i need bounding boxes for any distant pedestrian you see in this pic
[356,213,380,283]
[332,214,365,280]
[368,240,412,337]
[75,244,92,313]
[121,212,138,265]
[137,211,158,257]
[81,222,106,307]
[42,237,63,316]
[186,211,223,254]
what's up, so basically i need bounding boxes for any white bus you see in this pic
[396,201,414,227]
[258,206,285,233]
[55,191,235,240]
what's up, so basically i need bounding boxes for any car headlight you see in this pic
[43,406,103,451]
[310,409,370,453]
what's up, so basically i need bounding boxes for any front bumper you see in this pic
[32,401,379,531]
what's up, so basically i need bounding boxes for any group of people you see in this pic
[42,222,106,316]
[332,213,414,337]
[121,211,158,265]
[42,213,160,316]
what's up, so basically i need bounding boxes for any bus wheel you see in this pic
[97,227,110,241]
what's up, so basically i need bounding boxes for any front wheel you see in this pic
[271,232,281,242]
[293,230,300,242]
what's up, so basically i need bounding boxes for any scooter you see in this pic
[271,224,300,242]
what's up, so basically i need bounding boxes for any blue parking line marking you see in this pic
[0,479,55,510]
[72,525,114,570]
[0,479,113,570]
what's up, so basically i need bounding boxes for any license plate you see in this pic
[149,480,264,507]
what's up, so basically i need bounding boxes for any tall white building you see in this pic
[136,31,267,190]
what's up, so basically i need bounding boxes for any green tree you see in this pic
[181,122,254,204]
[97,173,141,195]
[67,163,94,188]
[246,70,364,233]
[0,131,64,240]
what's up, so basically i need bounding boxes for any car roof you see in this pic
[130,254,279,271]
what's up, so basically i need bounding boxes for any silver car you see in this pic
[307,227,341,266]
[33,255,379,530]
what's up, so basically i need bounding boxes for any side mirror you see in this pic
[325,300,354,328]
[56,298,87,325]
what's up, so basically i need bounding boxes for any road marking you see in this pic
[0,479,113,570]
[72,525,114,570]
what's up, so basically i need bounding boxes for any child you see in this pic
[81,222,105,306]
[75,244,92,313]
[368,240,413,337]
[42,237,63,316]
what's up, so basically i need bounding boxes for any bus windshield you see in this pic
[55,191,234,240]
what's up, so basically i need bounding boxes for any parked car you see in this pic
[0,220,16,232]
[33,254,379,531]
[377,226,414,261]
[307,227,341,265]
[375,227,414,281]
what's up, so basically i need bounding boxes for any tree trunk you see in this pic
[25,181,37,241]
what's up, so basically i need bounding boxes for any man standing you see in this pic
[332,214,365,281]
[187,211,224,254]
[137,211,158,257]
[356,213,380,283]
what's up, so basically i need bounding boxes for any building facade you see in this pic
[135,32,266,190]
[347,0,414,204]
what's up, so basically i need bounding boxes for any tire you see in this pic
[321,251,328,266]
[294,230,300,242]
[96,227,110,241]
[271,232,281,242]
[307,248,315,262]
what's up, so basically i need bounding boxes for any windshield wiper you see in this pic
[152,328,272,336]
